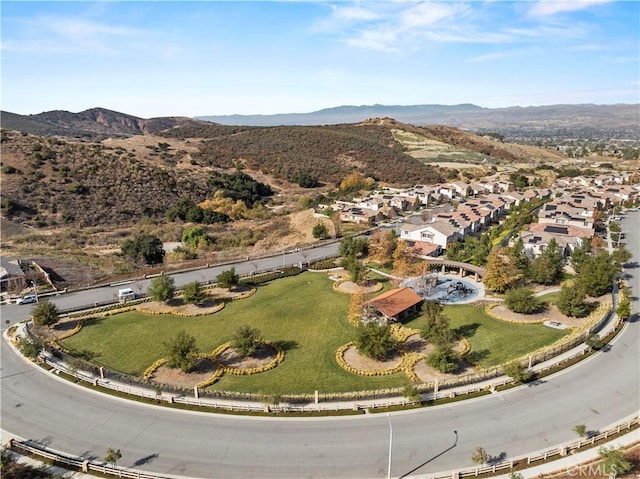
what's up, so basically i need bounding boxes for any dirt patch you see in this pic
[336,279,380,294]
[343,345,402,371]
[151,345,276,388]
[217,343,276,369]
[152,358,218,389]
[491,294,609,328]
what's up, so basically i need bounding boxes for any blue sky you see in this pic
[1,1,638,118]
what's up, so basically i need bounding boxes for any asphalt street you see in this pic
[0,212,638,478]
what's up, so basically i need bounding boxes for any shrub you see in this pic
[148,275,176,303]
[504,287,545,314]
[556,283,589,317]
[312,222,329,240]
[232,325,262,357]
[355,322,399,361]
[164,331,198,372]
[427,347,458,373]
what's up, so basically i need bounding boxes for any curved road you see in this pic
[1,212,639,478]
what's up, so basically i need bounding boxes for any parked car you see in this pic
[17,295,37,305]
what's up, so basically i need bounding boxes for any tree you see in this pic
[556,283,590,318]
[368,230,397,266]
[104,447,122,467]
[148,275,176,303]
[421,307,455,349]
[348,286,366,324]
[355,322,398,360]
[570,240,591,274]
[339,236,368,258]
[163,331,198,372]
[32,301,59,329]
[232,325,262,357]
[616,292,632,320]
[510,237,530,274]
[503,360,532,383]
[182,226,212,249]
[216,268,239,289]
[17,336,43,359]
[598,446,632,478]
[343,255,368,284]
[611,245,632,267]
[585,333,604,351]
[427,347,458,373]
[121,233,165,265]
[504,287,545,314]
[575,252,618,297]
[573,424,587,438]
[312,222,328,240]
[527,239,564,285]
[471,446,489,465]
[483,247,519,293]
[392,240,412,277]
[182,281,206,305]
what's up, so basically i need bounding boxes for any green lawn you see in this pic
[62,272,569,395]
[406,304,569,367]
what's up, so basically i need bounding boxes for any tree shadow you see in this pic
[488,452,507,465]
[132,453,159,467]
[464,349,490,366]
[275,340,298,352]
[453,323,480,338]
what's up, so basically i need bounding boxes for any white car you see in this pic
[17,295,38,305]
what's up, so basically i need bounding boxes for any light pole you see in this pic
[31,281,38,303]
[387,413,393,479]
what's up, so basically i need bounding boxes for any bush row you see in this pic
[389,324,421,342]
[67,298,151,318]
[239,267,303,286]
[307,259,340,270]
[400,352,427,384]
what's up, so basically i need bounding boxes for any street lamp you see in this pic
[31,281,38,303]
[387,413,393,479]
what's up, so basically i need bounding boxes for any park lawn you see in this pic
[404,304,570,368]
[538,291,561,305]
[61,272,407,394]
[61,273,570,395]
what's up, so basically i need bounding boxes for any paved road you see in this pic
[0,241,342,327]
[1,212,638,478]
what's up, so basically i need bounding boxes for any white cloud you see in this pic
[528,0,612,17]
[4,14,149,54]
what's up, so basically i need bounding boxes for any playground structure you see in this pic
[400,272,480,304]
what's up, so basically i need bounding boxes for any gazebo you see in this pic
[363,287,423,323]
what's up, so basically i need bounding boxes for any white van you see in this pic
[118,288,136,302]
[17,295,38,305]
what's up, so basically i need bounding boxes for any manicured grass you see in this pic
[405,304,569,368]
[538,291,561,305]
[62,272,407,395]
[62,272,570,395]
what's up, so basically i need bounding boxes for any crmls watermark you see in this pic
[565,464,619,477]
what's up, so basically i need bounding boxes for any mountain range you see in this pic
[197,103,640,138]
[1,103,638,140]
